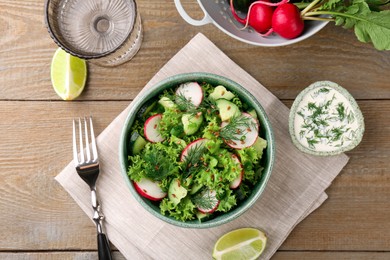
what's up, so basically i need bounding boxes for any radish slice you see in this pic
[229,154,244,189]
[221,112,259,149]
[180,138,207,162]
[175,82,203,108]
[134,178,167,201]
[144,114,165,143]
[194,189,220,214]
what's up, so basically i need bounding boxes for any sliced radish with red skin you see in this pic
[175,82,203,108]
[144,114,165,143]
[134,178,167,201]
[221,112,259,149]
[229,154,244,189]
[195,189,220,214]
[180,138,207,162]
[198,201,219,214]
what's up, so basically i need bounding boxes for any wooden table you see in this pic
[1,0,389,259]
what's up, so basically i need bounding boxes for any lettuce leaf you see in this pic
[127,142,180,184]
[217,189,237,212]
[160,197,196,221]
[159,109,182,138]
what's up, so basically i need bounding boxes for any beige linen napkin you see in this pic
[56,33,349,260]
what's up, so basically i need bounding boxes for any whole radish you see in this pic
[230,0,274,34]
[272,3,304,39]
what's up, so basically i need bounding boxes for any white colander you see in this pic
[174,0,328,47]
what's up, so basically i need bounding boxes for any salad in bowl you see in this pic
[119,73,274,228]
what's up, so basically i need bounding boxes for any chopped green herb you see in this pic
[219,115,257,142]
[296,87,357,150]
[182,142,207,179]
[336,103,346,121]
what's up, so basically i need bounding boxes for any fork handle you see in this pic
[98,233,112,260]
[91,188,112,260]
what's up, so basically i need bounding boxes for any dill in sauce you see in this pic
[294,87,359,152]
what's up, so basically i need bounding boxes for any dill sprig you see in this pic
[182,142,207,178]
[336,102,346,121]
[311,87,330,98]
[306,138,319,149]
[219,115,256,141]
[143,150,177,181]
[201,97,219,114]
[192,189,218,210]
[175,92,197,112]
[175,92,219,118]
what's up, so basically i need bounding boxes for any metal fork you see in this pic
[73,117,112,260]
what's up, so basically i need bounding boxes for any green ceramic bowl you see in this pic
[119,72,275,228]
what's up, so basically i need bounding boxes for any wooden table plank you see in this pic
[2,251,390,260]
[1,0,390,258]
[0,100,389,252]
[0,1,389,101]
[274,252,390,259]
[282,99,390,251]
[0,252,126,260]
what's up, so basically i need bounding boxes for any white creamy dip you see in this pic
[294,86,360,152]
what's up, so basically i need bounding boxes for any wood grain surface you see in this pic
[1,252,390,260]
[0,0,389,259]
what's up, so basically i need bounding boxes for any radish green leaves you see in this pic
[302,0,390,50]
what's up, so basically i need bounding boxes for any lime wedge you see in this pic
[212,228,267,260]
[50,48,87,100]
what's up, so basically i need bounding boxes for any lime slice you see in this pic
[50,48,87,100]
[212,228,267,260]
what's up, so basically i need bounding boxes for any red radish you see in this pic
[272,3,304,39]
[175,82,203,108]
[229,154,244,189]
[230,0,274,34]
[195,189,220,214]
[180,138,207,162]
[221,112,259,149]
[144,114,165,143]
[134,178,167,201]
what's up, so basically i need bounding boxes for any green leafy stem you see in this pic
[297,0,390,50]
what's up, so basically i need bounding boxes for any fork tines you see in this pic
[73,117,98,166]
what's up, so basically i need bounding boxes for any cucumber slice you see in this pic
[247,108,258,119]
[189,182,203,195]
[168,178,188,206]
[137,100,157,119]
[182,112,203,135]
[209,85,235,101]
[171,135,187,148]
[216,99,241,121]
[158,96,176,110]
[129,131,147,155]
[253,137,267,158]
[196,211,210,221]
